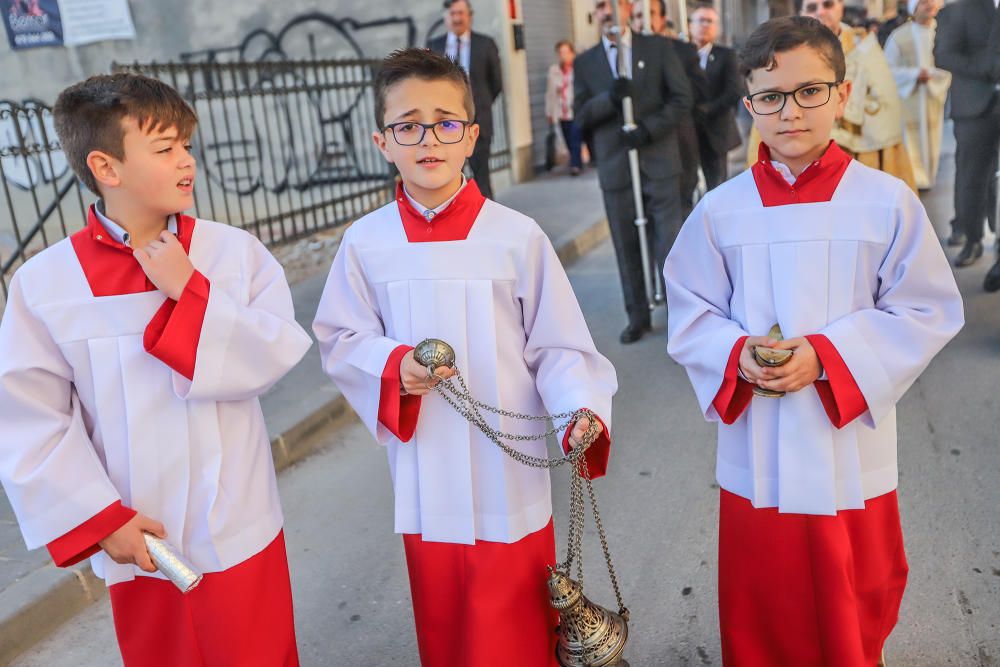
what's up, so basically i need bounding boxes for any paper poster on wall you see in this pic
[2,0,63,50]
[59,0,134,46]
[2,0,134,50]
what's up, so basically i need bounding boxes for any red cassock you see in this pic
[704,144,919,666]
[314,180,618,667]
[0,207,309,666]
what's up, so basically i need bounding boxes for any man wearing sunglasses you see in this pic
[797,0,917,193]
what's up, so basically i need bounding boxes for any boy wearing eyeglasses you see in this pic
[313,48,617,667]
[664,17,963,666]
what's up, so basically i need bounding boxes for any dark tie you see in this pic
[609,43,619,77]
[456,39,464,69]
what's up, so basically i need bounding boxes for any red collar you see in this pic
[751,141,852,207]
[395,179,487,242]
[71,205,196,296]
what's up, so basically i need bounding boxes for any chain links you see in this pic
[431,369,627,616]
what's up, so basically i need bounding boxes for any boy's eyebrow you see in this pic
[747,79,832,94]
[388,107,463,123]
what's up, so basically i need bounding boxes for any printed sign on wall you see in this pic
[2,0,134,50]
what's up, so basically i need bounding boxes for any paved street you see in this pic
[14,163,1000,666]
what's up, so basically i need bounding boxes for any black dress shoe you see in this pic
[954,241,983,268]
[619,321,651,344]
[946,229,966,247]
[985,259,1000,292]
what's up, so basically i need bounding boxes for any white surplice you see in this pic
[313,197,617,545]
[885,20,952,189]
[664,162,964,515]
[0,221,312,585]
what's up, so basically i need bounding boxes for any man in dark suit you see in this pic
[934,0,1000,284]
[641,0,709,220]
[575,0,693,343]
[429,0,503,199]
[688,4,743,191]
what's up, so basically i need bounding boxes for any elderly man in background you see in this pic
[885,0,951,191]
[429,0,503,199]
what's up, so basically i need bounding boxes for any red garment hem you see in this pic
[719,488,908,666]
[560,409,612,478]
[378,344,422,441]
[143,270,210,380]
[806,334,868,428]
[713,336,754,424]
[402,521,559,667]
[46,500,136,567]
[109,530,298,667]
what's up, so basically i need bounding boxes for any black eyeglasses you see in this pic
[382,120,471,146]
[745,81,843,115]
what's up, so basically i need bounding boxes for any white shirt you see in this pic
[402,175,468,221]
[446,31,472,74]
[94,200,178,247]
[698,42,714,70]
[602,30,632,79]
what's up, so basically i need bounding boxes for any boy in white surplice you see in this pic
[0,74,311,666]
[664,17,963,666]
[313,48,617,667]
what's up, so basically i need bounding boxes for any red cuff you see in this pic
[806,334,868,428]
[378,345,422,442]
[144,271,210,380]
[46,501,136,568]
[713,336,754,425]
[562,411,612,479]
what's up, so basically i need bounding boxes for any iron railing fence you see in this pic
[0,57,512,301]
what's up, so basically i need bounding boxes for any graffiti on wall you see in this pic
[170,12,450,197]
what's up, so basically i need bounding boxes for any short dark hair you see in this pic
[443,0,472,10]
[53,73,197,195]
[738,16,846,82]
[555,39,575,53]
[655,0,667,16]
[374,48,475,128]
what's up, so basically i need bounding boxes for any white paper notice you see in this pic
[59,0,135,46]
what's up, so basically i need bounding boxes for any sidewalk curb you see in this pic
[0,215,609,665]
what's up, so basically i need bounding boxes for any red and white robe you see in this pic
[0,206,312,666]
[314,180,618,666]
[664,141,964,666]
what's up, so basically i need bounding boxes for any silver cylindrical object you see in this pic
[143,534,203,593]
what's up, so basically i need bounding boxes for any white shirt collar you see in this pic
[601,28,632,52]
[770,161,800,185]
[447,30,471,44]
[95,199,177,247]
[403,175,468,221]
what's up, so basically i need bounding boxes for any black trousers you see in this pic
[953,96,1000,243]
[468,133,494,200]
[602,175,681,322]
[699,141,729,192]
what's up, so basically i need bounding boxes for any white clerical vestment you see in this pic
[665,144,963,516]
[313,181,617,546]
[885,20,951,189]
[0,211,312,587]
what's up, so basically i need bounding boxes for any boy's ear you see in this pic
[833,80,852,120]
[86,150,121,189]
[372,130,395,163]
[465,123,480,158]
